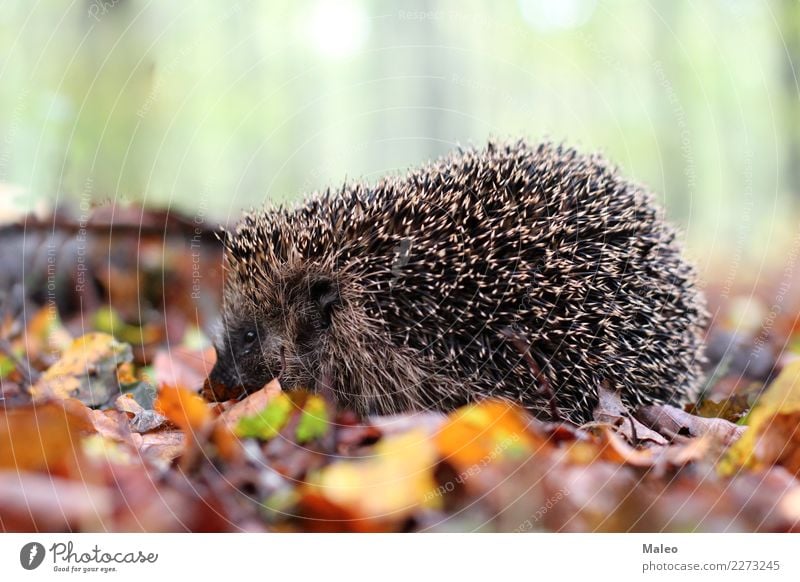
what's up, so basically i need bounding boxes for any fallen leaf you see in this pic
[139,431,185,466]
[155,384,211,432]
[296,395,329,443]
[30,332,132,406]
[593,383,669,445]
[0,401,92,476]
[122,380,157,409]
[301,429,438,529]
[721,360,800,476]
[596,428,713,469]
[435,400,535,472]
[130,410,168,433]
[690,394,752,423]
[236,393,295,440]
[86,409,142,449]
[637,404,745,446]
[115,393,144,415]
[114,393,167,433]
[217,379,282,430]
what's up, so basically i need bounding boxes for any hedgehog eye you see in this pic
[243,330,257,344]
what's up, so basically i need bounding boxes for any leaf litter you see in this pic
[1,206,800,532]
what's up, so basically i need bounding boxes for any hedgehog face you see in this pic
[204,271,341,401]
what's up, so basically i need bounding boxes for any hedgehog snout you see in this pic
[202,376,239,402]
[202,332,288,402]
[203,357,248,401]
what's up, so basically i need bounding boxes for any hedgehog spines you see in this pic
[213,139,708,423]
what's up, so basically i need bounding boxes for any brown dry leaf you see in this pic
[637,404,745,446]
[30,332,132,406]
[594,428,658,467]
[0,400,92,476]
[115,393,144,415]
[593,383,668,445]
[721,360,800,476]
[130,411,168,434]
[86,409,144,450]
[596,428,713,469]
[296,492,377,532]
[116,361,137,385]
[211,422,242,462]
[114,393,167,433]
[139,430,185,466]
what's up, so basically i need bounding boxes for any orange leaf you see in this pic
[435,399,535,471]
[155,385,211,432]
[0,401,92,477]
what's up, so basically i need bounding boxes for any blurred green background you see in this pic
[1,0,799,264]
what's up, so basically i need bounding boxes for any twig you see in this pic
[626,412,639,445]
[500,327,562,422]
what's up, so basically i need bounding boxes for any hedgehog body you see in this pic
[208,140,707,423]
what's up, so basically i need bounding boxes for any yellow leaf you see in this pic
[306,429,438,522]
[30,333,132,406]
[720,360,800,476]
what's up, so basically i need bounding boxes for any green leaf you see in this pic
[236,393,293,440]
[296,395,329,443]
[0,355,16,379]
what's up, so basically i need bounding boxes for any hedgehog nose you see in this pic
[202,362,246,402]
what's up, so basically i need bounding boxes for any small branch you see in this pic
[500,327,562,422]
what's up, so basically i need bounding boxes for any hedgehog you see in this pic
[204,140,707,424]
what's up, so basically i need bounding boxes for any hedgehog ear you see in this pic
[310,278,340,328]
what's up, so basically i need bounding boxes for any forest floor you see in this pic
[1,205,799,532]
